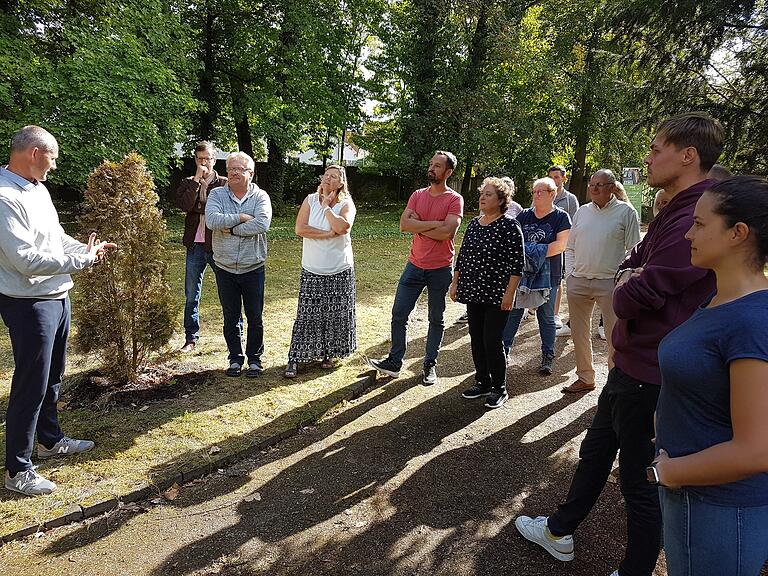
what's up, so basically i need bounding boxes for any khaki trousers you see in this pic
[565,275,616,385]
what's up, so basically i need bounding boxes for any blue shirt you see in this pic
[515,207,571,286]
[656,290,768,507]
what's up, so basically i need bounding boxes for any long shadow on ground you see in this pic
[41,370,424,555]
[145,377,596,576]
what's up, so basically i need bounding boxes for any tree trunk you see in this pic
[401,0,442,189]
[265,137,285,203]
[339,128,346,164]
[571,93,593,204]
[229,75,253,158]
[570,29,599,204]
[197,4,217,141]
[460,155,473,197]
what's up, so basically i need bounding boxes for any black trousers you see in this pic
[466,302,510,391]
[0,294,68,475]
[547,367,661,576]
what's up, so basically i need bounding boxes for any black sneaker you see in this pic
[367,357,401,378]
[422,365,437,385]
[246,361,263,378]
[539,353,554,375]
[485,389,509,409]
[462,383,492,399]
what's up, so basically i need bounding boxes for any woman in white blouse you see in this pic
[285,165,357,377]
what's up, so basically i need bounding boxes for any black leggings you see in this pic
[466,302,510,390]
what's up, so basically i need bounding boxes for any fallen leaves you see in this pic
[162,483,180,501]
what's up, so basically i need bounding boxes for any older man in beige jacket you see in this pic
[561,169,640,393]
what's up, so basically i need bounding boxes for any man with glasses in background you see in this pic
[175,142,227,353]
[205,152,272,378]
[560,169,640,394]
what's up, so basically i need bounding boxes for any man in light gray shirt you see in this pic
[0,126,115,496]
[205,151,272,378]
[561,169,640,393]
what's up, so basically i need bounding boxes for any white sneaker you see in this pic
[598,325,606,340]
[5,469,57,496]
[556,324,571,337]
[554,315,563,329]
[514,515,574,561]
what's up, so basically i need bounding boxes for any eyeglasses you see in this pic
[588,182,612,189]
[195,156,214,162]
[532,189,554,195]
[227,167,251,174]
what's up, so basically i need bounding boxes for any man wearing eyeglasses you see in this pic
[175,142,227,353]
[205,152,272,378]
[560,169,640,394]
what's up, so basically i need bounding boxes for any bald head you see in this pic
[7,125,59,182]
[593,168,617,183]
[653,189,671,217]
[11,125,58,155]
[707,164,732,182]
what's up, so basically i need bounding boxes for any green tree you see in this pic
[607,0,767,173]
[0,0,198,190]
[75,153,175,384]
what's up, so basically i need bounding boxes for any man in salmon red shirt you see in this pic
[368,151,464,385]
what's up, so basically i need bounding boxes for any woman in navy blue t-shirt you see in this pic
[654,176,768,575]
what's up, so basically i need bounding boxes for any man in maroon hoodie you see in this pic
[514,112,724,576]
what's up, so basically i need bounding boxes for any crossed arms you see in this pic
[399,208,461,241]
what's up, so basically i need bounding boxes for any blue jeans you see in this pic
[0,295,67,475]
[388,261,452,369]
[660,487,768,576]
[503,285,559,357]
[213,265,265,366]
[183,243,215,343]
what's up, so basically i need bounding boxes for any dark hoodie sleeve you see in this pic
[613,208,708,319]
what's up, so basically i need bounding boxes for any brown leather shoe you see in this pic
[180,341,196,353]
[562,379,596,393]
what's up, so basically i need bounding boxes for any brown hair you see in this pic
[655,112,724,172]
[480,177,511,213]
[707,176,768,271]
[194,141,215,158]
[548,165,566,177]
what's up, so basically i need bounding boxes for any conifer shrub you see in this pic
[75,152,176,384]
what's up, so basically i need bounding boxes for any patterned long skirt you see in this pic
[288,267,357,362]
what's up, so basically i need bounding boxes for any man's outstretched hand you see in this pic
[86,232,118,262]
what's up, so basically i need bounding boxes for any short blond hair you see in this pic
[532,177,557,193]
[226,151,255,172]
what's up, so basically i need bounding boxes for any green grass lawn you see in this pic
[0,204,470,535]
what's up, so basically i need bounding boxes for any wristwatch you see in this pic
[646,462,661,485]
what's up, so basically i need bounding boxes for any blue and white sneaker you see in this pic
[38,436,95,460]
[5,469,57,496]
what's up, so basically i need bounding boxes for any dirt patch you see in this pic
[62,368,212,410]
